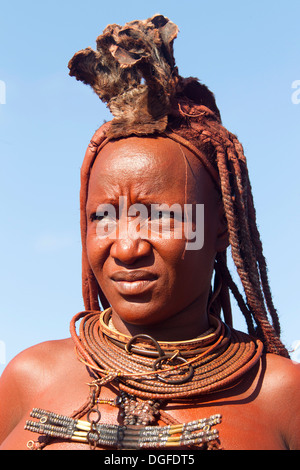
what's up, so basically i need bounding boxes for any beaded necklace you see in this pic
[25,309,263,450]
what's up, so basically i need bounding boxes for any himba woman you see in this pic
[0,15,299,451]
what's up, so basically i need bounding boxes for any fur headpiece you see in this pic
[68,14,222,138]
[68,14,182,138]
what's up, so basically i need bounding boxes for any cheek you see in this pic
[152,239,199,296]
[179,250,212,285]
[152,236,186,273]
[169,218,217,293]
[203,199,221,251]
[86,227,110,276]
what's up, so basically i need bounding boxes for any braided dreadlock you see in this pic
[168,93,288,357]
[69,14,289,357]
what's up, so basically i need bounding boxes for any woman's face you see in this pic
[86,136,226,335]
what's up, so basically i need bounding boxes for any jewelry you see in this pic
[25,308,263,450]
[25,408,221,449]
[71,309,263,400]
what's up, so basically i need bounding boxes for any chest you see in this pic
[3,377,286,451]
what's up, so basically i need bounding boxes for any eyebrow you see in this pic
[88,193,174,206]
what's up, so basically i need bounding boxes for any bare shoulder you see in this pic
[262,353,300,449]
[0,338,75,444]
[0,338,75,391]
[264,353,300,390]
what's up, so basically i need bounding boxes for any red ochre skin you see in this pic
[1,137,300,450]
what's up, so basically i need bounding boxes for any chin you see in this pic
[111,300,170,327]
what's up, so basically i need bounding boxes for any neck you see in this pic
[110,296,211,342]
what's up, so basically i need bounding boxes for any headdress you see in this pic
[68,14,220,139]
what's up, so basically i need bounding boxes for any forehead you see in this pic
[93,136,184,180]
[88,136,215,204]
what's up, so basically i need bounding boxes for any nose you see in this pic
[110,235,152,265]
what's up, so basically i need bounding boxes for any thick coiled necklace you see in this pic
[70,308,263,401]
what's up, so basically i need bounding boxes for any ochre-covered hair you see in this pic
[69,14,289,357]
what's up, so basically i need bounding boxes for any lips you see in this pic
[111,270,157,282]
[110,270,158,295]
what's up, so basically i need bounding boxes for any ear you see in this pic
[215,204,229,252]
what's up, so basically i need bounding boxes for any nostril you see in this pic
[110,237,152,264]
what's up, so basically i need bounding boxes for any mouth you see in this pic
[110,270,158,295]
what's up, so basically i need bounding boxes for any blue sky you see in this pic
[1,0,300,374]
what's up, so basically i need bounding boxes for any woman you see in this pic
[0,14,299,451]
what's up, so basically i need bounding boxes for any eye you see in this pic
[90,210,110,222]
[149,209,175,221]
[90,203,117,223]
[147,205,184,238]
[149,211,177,234]
[91,208,118,239]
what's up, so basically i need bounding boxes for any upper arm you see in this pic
[0,355,27,443]
[0,344,49,445]
[0,338,74,445]
[260,354,300,450]
[284,361,300,450]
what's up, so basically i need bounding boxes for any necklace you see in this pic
[25,308,263,450]
[71,309,263,400]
